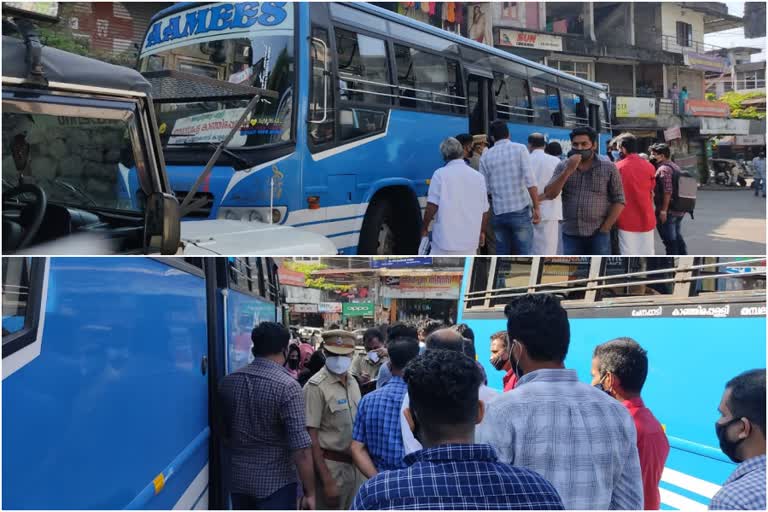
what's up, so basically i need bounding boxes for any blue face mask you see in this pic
[611,150,621,160]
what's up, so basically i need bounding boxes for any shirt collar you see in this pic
[494,139,511,146]
[517,368,577,387]
[404,443,497,466]
[725,455,766,484]
[622,396,646,410]
[386,375,406,387]
[446,158,465,166]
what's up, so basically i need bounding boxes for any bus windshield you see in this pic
[138,2,295,149]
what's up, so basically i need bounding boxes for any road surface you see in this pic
[653,188,766,255]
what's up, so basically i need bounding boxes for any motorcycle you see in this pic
[710,159,748,187]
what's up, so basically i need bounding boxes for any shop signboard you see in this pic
[499,29,563,51]
[284,286,322,304]
[700,118,750,135]
[685,100,730,118]
[318,302,342,313]
[615,97,656,118]
[278,266,306,287]
[342,302,375,317]
[683,50,728,73]
[735,134,765,145]
[370,258,433,268]
[292,303,318,314]
[399,275,462,290]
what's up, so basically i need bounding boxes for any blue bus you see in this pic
[457,256,766,510]
[137,2,611,254]
[2,256,284,509]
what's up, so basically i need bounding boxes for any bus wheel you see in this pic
[358,198,398,255]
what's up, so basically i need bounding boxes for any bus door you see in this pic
[466,71,494,136]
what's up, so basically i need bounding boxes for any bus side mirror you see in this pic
[144,192,181,255]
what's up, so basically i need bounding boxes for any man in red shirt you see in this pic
[591,337,670,510]
[489,330,517,391]
[614,134,657,254]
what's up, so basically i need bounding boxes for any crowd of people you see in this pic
[422,121,711,256]
[217,299,766,510]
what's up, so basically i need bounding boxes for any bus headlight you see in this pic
[219,207,287,224]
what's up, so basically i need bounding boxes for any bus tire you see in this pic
[358,197,418,255]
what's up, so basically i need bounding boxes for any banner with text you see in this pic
[615,97,656,118]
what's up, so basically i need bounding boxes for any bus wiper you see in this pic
[49,177,98,206]
[178,93,263,217]
[208,143,250,168]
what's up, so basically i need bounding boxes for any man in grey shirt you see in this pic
[477,294,643,510]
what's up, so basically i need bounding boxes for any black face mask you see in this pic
[288,359,299,370]
[715,417,746,463]
[593,375,612,396]
[491,352,508,371]
[568,148,593,160]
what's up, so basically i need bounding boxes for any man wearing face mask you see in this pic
[304,330,366,510]
[591,338,669,510]
[352,349,564,510]
[543,127,625,255]
[489,330,517,392]
[709,369,765,510]
[477,294,642,510]
[350,328,388,393]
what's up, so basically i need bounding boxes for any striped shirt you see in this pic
[477,369,643,510]
[479,139,535,215]
[352,443,565,510]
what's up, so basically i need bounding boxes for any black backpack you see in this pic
[655,162,697,219]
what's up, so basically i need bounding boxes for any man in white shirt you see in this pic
[422,137,489,255]
[528,133,563,254]
[400,328,500,455]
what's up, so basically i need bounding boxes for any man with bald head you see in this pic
[528,133,562,254]
[399,328,500,456]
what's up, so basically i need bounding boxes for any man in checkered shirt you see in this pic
[710,369,766,510]
[350,337,420,476]
[218,322,316,510]
[543,126,625,255]
[477,294,643,510]
[352,349,564,510]
[479,120,541,255]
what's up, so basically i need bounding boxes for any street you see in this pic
[654,188,766,255]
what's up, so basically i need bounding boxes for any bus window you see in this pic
[494,74,532,123]
[546,86,563,126]
[309,27,335,146]
[561,92,588,128]
[693,258,766,294]
[600,258,675,298]
[2,258,32,337]
[602,100,611,131]
[490,258,533,307]
[538,258,589,301]
[137,3,296,149]
[467,257,491,308]
[531,84,562,126]
[395,44,464,114]
[335,28,393,106]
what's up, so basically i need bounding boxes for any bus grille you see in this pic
[174,191,214,218]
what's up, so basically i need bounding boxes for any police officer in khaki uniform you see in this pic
[304,330,366,510]
[350,328,388,389]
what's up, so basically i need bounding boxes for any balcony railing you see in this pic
[660,34,725,54]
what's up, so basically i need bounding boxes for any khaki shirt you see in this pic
[304,366,361,452]
[350,352,386,380]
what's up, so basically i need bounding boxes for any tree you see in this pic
[718,91,766,120]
